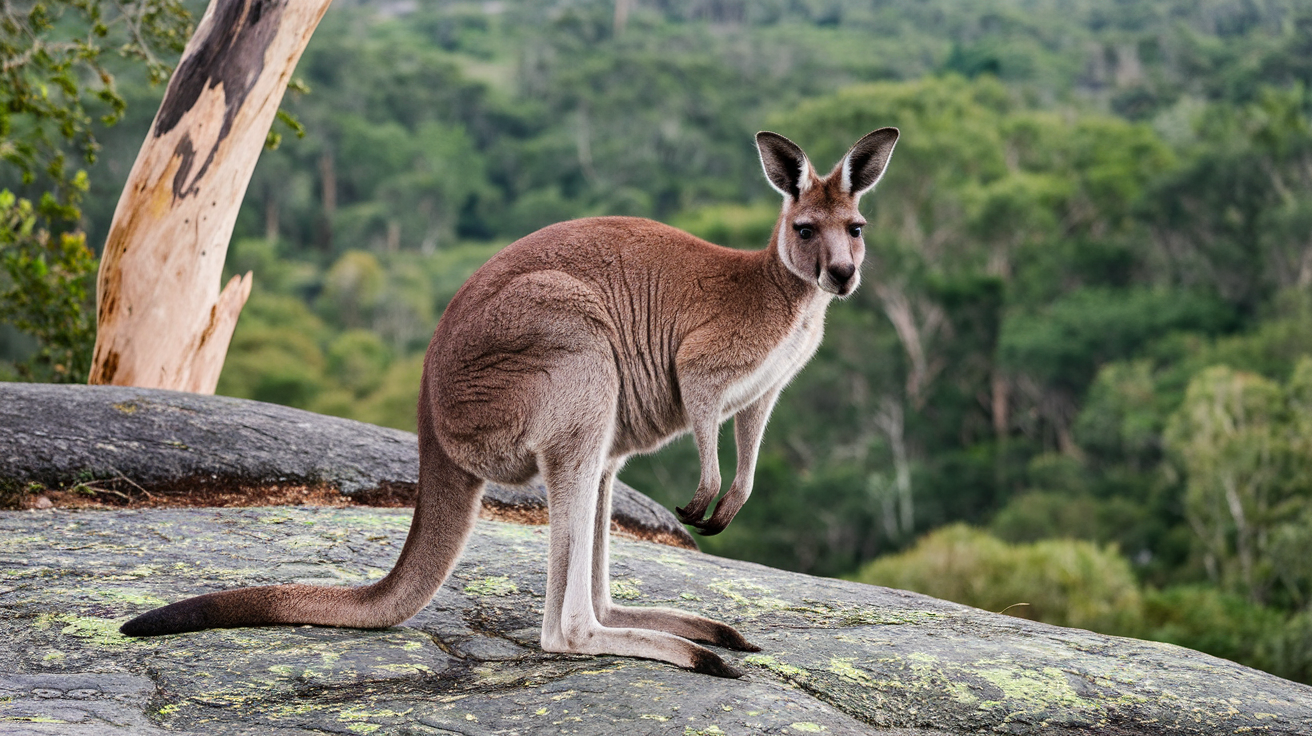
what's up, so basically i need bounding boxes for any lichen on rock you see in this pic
[2,506,1310,734]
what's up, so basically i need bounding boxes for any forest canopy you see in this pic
[4,0,1312,684]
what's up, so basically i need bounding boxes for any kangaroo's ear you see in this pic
[756,132,813,200]
[839,127,899,198]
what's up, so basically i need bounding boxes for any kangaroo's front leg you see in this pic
[538,426,740,677]
[674,382,725,525]
[590,463,759,652]
[691,387,781,536]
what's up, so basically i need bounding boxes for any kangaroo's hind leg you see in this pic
[535,371,740,676]
[590,464,759,652]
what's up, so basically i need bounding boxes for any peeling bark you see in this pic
[90,0,334,393]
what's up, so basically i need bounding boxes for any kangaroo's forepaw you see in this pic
[675,504,704,525]
[690,516,730,536]
[690,648,743,678]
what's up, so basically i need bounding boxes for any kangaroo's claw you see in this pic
[691,518,728,536]
[675,505,704,525]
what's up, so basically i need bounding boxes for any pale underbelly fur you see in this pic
[719,296,830,417]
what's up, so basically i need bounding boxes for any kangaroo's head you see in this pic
[756,128,899,297]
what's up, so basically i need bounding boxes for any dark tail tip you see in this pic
[120,594,225,637]
[119,613,160,637]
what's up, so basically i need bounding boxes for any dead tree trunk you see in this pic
[89,0,333,393]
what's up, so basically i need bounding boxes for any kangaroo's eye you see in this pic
[849,225,863,238]
[797,226,814,240]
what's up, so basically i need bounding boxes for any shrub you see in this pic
[852,523,1142,632]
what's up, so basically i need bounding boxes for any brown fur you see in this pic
[119,129,899,678]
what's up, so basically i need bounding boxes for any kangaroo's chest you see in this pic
[720,298,829,416]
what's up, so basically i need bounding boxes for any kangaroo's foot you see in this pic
[541,622,744,678]
[598,604,760,652]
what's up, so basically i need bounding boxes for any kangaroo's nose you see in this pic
[828,262,855,283]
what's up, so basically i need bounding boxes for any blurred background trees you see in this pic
[5,0,1312,683]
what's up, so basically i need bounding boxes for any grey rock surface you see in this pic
[0,673,187,735]
[2,506,1310,734]
[0,382,693,548]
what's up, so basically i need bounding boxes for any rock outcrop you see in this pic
[2,506,1311,735]
[0,382,693,548]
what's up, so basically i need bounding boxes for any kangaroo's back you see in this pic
[428,216,816,461]
[441,216,796,336]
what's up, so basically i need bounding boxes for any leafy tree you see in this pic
[0,187,94,380]
[0,0,190,380]
[1164,363,1312,604]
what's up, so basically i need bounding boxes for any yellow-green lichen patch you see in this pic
[464,576,518,596]
[86,588,170,609]
[40,650,64,662]
[157,704,179,716]
[836,608,948,627]
[39,614,137,648]
[369,663,434,676]
[111,401,139,415]
[942,675,980,705]
[683,726,726,735]
[652,551,691,568]
[745,654,807,679]
[790,723,827,733]
[976,665,1094,718]
[893,651,980,706]
[828,657,877,687]
[707,579,790,609]
[611,578,642,600]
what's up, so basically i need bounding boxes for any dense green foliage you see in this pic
[0,187,96,380]
[854,524,1145,632]
[6,0,1312,683]
[0,0,191,380]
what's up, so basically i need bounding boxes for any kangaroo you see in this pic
[120,128,899,677]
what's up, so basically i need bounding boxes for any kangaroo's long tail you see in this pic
[120,410,484,637]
